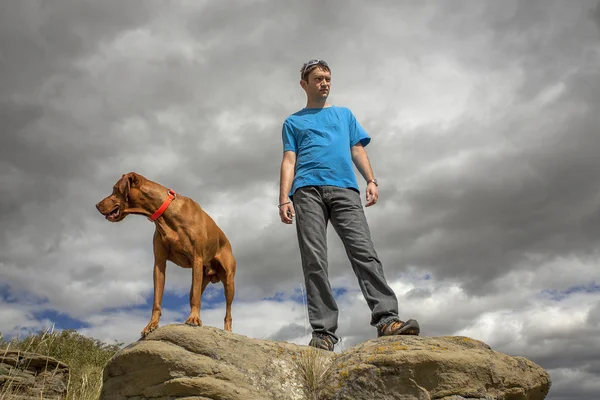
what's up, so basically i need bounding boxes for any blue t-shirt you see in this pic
[281,106,371,197]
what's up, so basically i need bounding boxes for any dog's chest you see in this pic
[168,251,191,268]
[161,231,193,267]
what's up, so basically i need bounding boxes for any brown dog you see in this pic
[95,172,236,337]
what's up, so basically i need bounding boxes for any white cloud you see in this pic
[2,2,600,399]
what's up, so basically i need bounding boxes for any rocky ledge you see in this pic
[100,324,551,400]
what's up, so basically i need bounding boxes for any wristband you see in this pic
[278,201,291,208]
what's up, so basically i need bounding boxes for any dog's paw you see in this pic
[141,321,159,337]
[185,315,203,327]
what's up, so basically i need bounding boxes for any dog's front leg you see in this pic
[142,238,167,337]
[185,258,204,327]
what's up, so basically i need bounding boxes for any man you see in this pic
[278,59,420,351]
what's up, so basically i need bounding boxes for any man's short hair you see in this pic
[300,59,331,81]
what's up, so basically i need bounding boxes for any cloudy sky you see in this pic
[1,1,599,398]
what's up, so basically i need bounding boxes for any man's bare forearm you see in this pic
[351,144,375,182]
[279,151,296,203]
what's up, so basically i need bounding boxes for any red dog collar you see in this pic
[148,189,176,222]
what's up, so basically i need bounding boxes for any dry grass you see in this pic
[0,327,121,400]
[292,348,334,400]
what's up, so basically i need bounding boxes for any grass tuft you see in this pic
[292,348,334,400]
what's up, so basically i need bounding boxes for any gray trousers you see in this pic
[292,185,399,341]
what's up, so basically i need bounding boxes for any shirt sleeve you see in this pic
[282,120,297,153]
[348,110,371,147]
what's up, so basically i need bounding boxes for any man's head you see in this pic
[300,59,331,102]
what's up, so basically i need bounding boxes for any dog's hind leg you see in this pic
[215,249,236,332]
[201,276,210,295]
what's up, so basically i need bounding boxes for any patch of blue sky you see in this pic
[541,282,600,301]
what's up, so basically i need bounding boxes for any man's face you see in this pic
[302,67,331,99]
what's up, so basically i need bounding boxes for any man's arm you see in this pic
[351,143,378,207]
[279,151,297,223]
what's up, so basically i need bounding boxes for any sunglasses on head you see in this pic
[301,59,329,78]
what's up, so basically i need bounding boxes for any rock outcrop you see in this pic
[0,349,69,399]
[100,324,551,400]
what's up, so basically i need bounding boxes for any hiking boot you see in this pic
[377,318,420,337]
[308,333,336,351]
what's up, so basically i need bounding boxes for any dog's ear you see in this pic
[116,172,140,201]
[116,174,131,201]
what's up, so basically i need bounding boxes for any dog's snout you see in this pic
[96,202,101,212]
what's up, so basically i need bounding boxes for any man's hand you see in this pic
[279,202,295,224]
[365,182,379,207]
